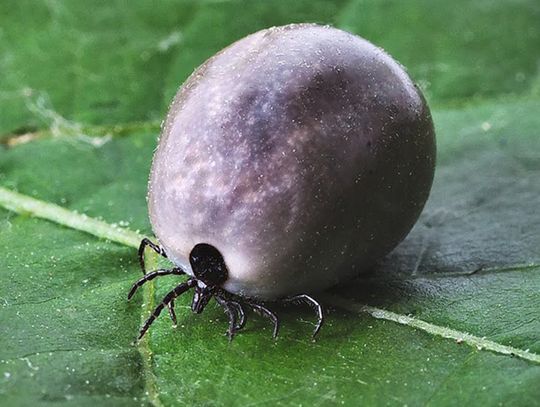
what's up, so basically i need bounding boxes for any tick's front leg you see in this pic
[138,238,168,274]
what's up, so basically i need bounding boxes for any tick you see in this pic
[128,23,436,340]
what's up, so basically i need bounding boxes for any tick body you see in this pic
[129,23,436,340]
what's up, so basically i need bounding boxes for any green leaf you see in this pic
[1,1,539,406]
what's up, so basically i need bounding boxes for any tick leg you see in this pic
[247,302,280,339]
[229,301,246,330]
[283,294,324,338]
[138,238,168,274]
[167,300,177,326]
[138,279,195,340]
[215,296,238,341]
[127,267,184,300]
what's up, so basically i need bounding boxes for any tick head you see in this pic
[189,243,229,287]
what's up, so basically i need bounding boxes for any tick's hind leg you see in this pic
[138,238,168,274]
[246,302,280,339]
[215,297,239,341]
[229,301,246,331]
[282,294,324,338]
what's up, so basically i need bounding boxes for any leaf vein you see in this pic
[322,294,540,365]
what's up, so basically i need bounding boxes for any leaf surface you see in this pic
[1,1,539,406]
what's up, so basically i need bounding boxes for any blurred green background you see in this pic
[1,0,539,135]
[1,1,539,406]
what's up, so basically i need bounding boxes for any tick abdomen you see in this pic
[148,24,435,299]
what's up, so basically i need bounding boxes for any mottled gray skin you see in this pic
[148,24,436,300]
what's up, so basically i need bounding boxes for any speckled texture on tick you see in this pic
[148,24,436,299]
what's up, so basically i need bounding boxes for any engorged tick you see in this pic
[128,23,436,341]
